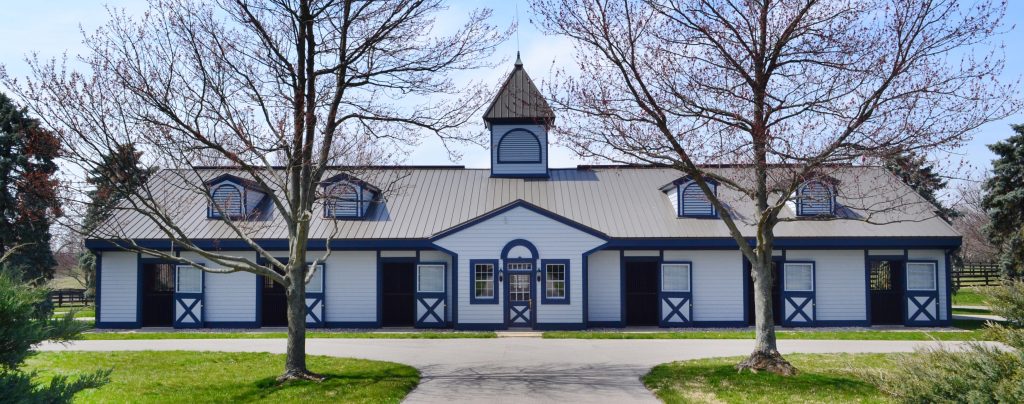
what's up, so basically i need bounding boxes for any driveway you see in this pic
[39,338,972,403]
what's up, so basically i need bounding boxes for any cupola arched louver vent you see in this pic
[497,129,542,163]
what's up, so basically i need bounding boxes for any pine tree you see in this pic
[77,144,155,295]
[0,92,61,284]
[982,125,1024,278]
[885,152,958,222]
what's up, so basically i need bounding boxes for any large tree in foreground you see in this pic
[531,0,1018,374]
[3,0,506,380]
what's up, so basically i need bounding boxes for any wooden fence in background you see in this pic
[953,262,1001,288]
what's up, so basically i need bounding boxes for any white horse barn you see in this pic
[88,60,960,330]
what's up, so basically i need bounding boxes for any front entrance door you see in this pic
[507,272,534,327]
[781,262,816,326]
[141,263,175,327]
[625,260,659,326]
[870,260,905,325]
[381,262,416,327]
[261,274,288,326]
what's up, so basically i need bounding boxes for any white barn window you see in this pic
[417,264,445,293]
[210,184,244,218]
[797,181,834,216]
[474,263,495,299]
[784,263,815,291]
[545,263,566,299]
[306,264,324,293]
[175,266,203,293]
[907,262,937,291]
[661,263,691,292]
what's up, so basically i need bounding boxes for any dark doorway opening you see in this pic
[624,259,659,326]
[870,260,905,325]
[381,261,416,327]
[141,263,175,327]
[747,261,782,325]
[261,274,288,327]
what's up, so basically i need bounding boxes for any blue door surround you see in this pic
[658,261,693,327]
[415,262,448,328]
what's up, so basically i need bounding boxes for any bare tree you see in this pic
[953,177,998,263]
[3,0,507,381]
[531,0,1018,374]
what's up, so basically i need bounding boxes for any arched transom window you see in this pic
[210,183,244,218]
[497,129,542,163]
[325,182,365,218]
[797,181,835,216]
[679,181,716,217]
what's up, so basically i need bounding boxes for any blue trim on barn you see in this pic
[205,321,260,328]
[540,259,571,305]
[581,243,609,326]
[414,260,448,328]
[324,321,380,328]
[944,250,954,325]
[428,244,460,327]
[432,200,609,241]
[468,259,500,304]
[677,181,718,218]
[455,323,507,331]
[814,320,871,327]
[587,321,625,328]
[780,260,817,327]
[691,321,748,328]
[658,260,693,327]
[94,251,102,326]
[904,259,942,326]
[501,239,540,260]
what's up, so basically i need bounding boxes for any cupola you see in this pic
[483,53,555,178]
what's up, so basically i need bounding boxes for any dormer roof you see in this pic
[483,53,555,126]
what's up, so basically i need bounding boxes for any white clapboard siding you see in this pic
[324,251,377,322]
[99,251,138,323]
[420,249,454,320]
[662,250,743,321]
[587,250,621,322]
[786,250,866,321]
[908,249,949,320]
[204,271,257,322]
[435,206,604,324]
[490,124,547,176]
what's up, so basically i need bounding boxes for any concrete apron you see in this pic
[39,338,977,404]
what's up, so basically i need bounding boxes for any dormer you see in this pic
[483,53,555,178]
[661,177,718,218]
[205,174,267,220]
[321,174,380,220]
[796,180,836,217]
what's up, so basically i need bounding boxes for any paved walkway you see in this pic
[39,338,975,403]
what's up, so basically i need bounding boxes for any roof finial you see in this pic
[515,51,523,67]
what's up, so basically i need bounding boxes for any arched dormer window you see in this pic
[497,129,542,163]
[679,181,716,217]
[210,183,244,218]
[797,180,835,216]
[325,182,366,218]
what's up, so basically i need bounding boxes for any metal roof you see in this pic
[482,55,555,124]
[93,165,960,242]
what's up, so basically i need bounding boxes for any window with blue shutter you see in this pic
[797,181,834,216]
[210,184,244,218]
[679,181,716,217]
[497,129,542,163]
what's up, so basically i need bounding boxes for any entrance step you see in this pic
[496,331,543,338]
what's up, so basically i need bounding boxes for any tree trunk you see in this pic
[736,243,797,376]
[278,261,322,382]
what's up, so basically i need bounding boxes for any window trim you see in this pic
[175,265,204,294]
[796,180,836,217]
[496,128,543,164]
[323,181,369,220]
[906,261,939,291]
[306,263,325,294]
[416,262,447,293]
[677,181,717,218]
[783,261,816,292]
[540,259,570,304]
[208,182,246,219]
[660,261,692,293]
[468,259,499,304]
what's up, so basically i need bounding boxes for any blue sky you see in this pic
[1,0,1021,173]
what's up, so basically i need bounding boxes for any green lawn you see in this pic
[53,307,96,318]
[644,353,895,403]
[26,351,419,403]
[953,287,994,306]
[544,320,989,341]
[82,330,496,340]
